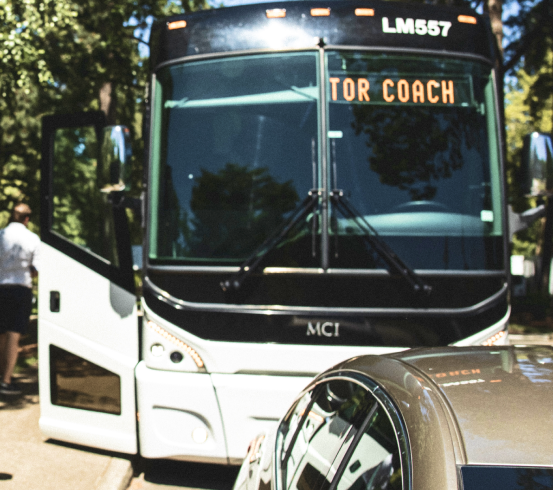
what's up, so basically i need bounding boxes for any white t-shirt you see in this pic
[0,222,40,288]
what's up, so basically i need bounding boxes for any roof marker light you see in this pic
[458,15,477,24]
[355,8,375,16]
[311,8,331,17]
[168,20,187,30]
[266,8,286,18]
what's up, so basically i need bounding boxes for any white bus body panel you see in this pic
[139,302,409,462]
[210,373,313,463]
[137,301,510,462]
[136,363,227,462]
[38,243,139,453]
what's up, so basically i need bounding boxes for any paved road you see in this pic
[127,460,240,490]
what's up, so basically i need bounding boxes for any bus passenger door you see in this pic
[38,112,139,454]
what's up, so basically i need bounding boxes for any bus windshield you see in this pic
[149,51,503,271]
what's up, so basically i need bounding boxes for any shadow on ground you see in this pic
[133,459,240,489]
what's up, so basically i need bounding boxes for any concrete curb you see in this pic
[95,457,134,490]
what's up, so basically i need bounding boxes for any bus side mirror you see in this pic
[521,132,553,198]
[100,125,133,193]
[510,132,553,239]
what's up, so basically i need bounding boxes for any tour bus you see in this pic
[39,0,540,464]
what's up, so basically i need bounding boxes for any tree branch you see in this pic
[502,9,550,73]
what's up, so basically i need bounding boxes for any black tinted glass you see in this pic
[151,53,318,265]
[326,52,503,270]
[461,466,553,490]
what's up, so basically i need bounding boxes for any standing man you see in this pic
[0,203,40,395]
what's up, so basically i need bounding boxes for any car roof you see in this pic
[336,346,553,467]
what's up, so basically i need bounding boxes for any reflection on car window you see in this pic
[278,380,377,490]
[334,405,403,490]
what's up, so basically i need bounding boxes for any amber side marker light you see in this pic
[168,20,187,30]
[147,320,205,370]
[482,330,506,346]
[458,15,477,24]
[266,8,286,18]
[311,8,331,16]
[355,8,375,16]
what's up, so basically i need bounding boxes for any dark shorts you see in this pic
[0,285,33,335]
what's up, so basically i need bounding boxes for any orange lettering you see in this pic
[436,373,446,378]
[383,79,395,102]
[412,80,424,103]
[442,80,454,103]
[358,78,370,101]
[343,78,355,101]
[471,369,481,374]
[449,371,460,377]
[329,78,340,101]
[397,79,409,103]
[427,80,439,103]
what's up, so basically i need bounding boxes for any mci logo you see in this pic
[306,322,340,338]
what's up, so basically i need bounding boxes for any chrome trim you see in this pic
[327,269,505,277]
[143,275,508,316]
[263,267,325,274]
[149,265,242,273]
[147,264,506,277]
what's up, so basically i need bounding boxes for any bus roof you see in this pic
[150,1,497,69]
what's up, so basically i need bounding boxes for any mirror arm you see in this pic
[508,203,547,239]
[108,192,143,222]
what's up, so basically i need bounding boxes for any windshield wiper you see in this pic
[220,190,320,292]
[331,190,432,295]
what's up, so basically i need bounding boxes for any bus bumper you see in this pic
[135,361,311,463]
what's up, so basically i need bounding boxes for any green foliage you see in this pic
[0,0,551,264]
[504,0,553,112]
[505,51,553,256]
[0,0,209,234]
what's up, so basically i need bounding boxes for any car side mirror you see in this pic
[521,132,553,197]
[100,125,133,193]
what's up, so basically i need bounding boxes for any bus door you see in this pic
[38,112,139,454]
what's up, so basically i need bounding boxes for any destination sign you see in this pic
[328,75,473,106]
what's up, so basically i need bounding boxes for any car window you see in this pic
[278,379,377,490]
[461,466,553,490]
[333,404,403,490]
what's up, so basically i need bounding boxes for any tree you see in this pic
[0,0,208,231]
[0,1,78,229]
[506,57,553,255]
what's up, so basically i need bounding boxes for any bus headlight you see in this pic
[144,319,207,373]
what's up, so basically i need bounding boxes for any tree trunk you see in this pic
[485,0,503,58]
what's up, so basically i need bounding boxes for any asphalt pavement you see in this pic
[0,364,133,490]
[1,331,552,490]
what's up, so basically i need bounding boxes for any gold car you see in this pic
[234,346,553,490]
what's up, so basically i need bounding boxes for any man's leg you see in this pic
[2,331,21,385]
